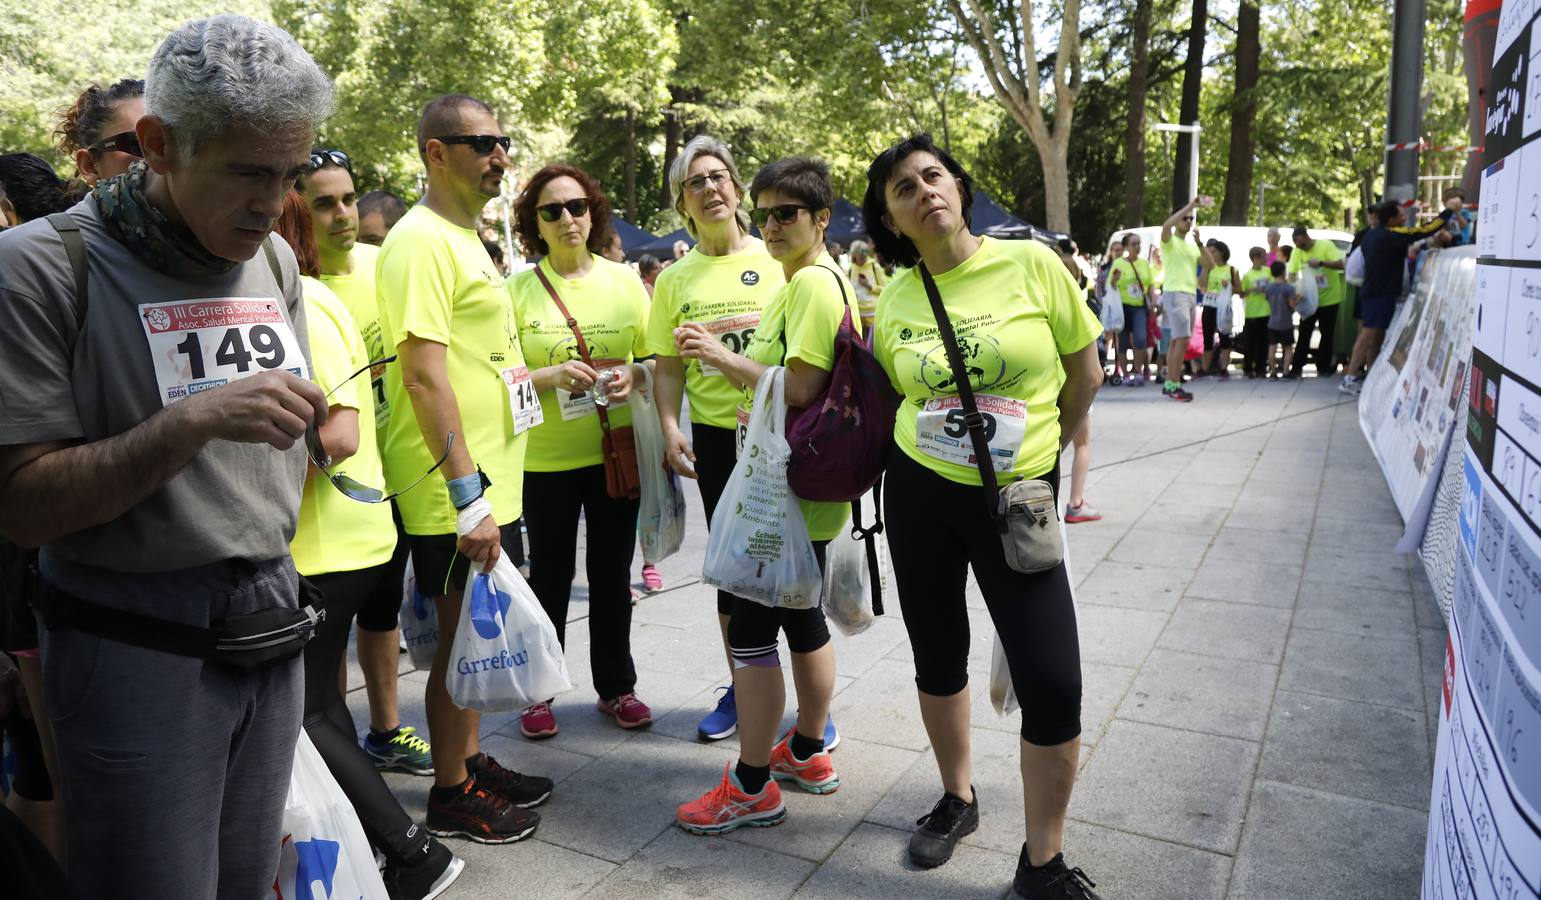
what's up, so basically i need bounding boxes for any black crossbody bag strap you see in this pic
[917,263,1004,530]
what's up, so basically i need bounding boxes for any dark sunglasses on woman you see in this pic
[89,131,142,158]
[749,204,814,228]
[537,198,590,222]
[434,134,511,155]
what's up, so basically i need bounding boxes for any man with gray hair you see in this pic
[0,16,333,898]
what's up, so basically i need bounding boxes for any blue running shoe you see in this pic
[698,685,738,741]
[824,714,840,752]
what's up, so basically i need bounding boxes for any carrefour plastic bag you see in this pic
[630,366,687,565]
[446,555,571,712]
[399,554,438,671]
[702,367,823,609]
[271,730,389,900]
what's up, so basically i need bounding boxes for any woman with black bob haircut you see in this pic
[862,134,1105,899]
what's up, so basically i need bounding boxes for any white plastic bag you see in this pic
[271,731,389,900]
[446,554,571,712]
[630,366,687,565]
[399,554,438,671]
[702,367,823,609]
[1215,282,1236,333]
[1098,292,1124,332]
[822,523,885,636]
[1295,267,1320,319]
[1345,246,1366,285]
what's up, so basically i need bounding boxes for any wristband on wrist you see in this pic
[447,471,487,510]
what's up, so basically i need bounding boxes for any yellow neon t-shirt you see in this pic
[1241,266,1272,318]
[1286,238,1345,307]
[742,255,853,542]
[291,277,397,576]
[319,242,388,434]
[874,237,1101,487]
[848,259,887,319]
[1159,233,1201,294]
[510,255,651,472]
[1109,257,1154,307]
[377,205,526,534]
[644,240,782,429]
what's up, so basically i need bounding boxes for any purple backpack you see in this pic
[786,266,900,502]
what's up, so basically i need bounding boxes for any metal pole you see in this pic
[1384,0,1427,203]
[1189,124,1200,201]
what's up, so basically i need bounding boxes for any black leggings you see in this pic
[303,566,426,863]
[884,447,1082,746]
[523,465,641,700]
[1241,316,1269,375]
[725,541,833,661]
[1200,306,1232,352]
[692,423,742,617]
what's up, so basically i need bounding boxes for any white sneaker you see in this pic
[1339,376,1361,395]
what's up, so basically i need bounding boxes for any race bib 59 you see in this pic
[914,394,1027,473]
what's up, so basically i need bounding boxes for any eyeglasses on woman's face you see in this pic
[683,170,732,194]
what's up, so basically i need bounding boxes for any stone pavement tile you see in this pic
[1308,517,1409,553]
[478,731,599,787]
[533,732,736,863]
[1183,559,1301,608]
[1220,502,1314,534]
[1232,482,1305,512]
[522,667,718,760]
[1227,781,1426,900]
[1277,628,1423,710]
[1301,546,1413,592]
[590,825,816,899]
[449,838,614,899]
[1418,626,1448,757]
[1076,604,1169,667]
[1290,581,1417,640]
[1078,661,1139,744]
[1062,820,1231,900]
[830,658,934,751]
[1313,483,1400,522]
[1117,648,1278,741]
[1258,691,1429,810]
[1071,719,1257,854]
[1204,428,1273,454]
[1157,597,1291,664]
[1175,480,1246,509]
[632,617,749,682]
[866,726,1030,855]
[1206,526,1308,567]
[1187,459,1259,488]
[1077,561,1193,612]
[790,822,1014,900]
[726,738,920,862]
[1109,530,1204,567]
[1066,529,1126,575]
[630,585,720,629]
[1411,572,1448,630]
[828,614,916,679]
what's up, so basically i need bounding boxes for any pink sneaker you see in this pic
[597,692,652,729]
[641,564,664,592]
[520,702,558,740]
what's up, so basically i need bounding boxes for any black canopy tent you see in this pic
[627,226,695,262]
[967,190,1069,244]
[611,217,657,255]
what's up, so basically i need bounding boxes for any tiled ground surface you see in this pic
[348,374,1445,899]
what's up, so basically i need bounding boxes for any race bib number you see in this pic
[735,406,751,458]
[557,383,629,421]
[1128,285,1144,302]
[1315,272,1329,290]
[700,314,759,377]
[503,366,543,435]
[139,297,307,407]
[914,394,1027,473]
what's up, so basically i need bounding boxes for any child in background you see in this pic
[1200,239,1236,379]
[1240,247,1272,378]
[1265,260,1297,378]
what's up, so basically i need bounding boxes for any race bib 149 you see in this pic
[139,297,307,406]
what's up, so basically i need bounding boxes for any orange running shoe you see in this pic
[769,730,841,794]
[676,763,787,835]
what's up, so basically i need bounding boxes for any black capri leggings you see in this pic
[726,540,832,660]
[692,423,744,617]
[303,566,427,864]
[884,446,1082,746]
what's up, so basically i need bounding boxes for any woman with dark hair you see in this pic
[0,155,86,224]
[507,164,654,738]
[272,192,464,899]
[673,157,848,835]
[55,79,145,185]
[862,135,1104,899]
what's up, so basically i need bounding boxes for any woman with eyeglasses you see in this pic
[507,164,654,738]
[672,157,849,835]
[862,135,1103,899]
[272,192,466,898]
[644,135,795,744]
[55,79,145,186]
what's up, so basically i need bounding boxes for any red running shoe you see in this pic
[769,730,840,794]
[520,701,558,740]
[597,692,652,729]
[677,763,787,835]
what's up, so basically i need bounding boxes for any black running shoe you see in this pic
[385,835,465,900]
[1011,849,1102,899]
[426,775,539,844]
[908,789,979,868]
[471,752,553,808]
[1166,387,1194,402]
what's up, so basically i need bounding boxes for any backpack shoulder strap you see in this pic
[263,235,282,285]
[46,212,88,328]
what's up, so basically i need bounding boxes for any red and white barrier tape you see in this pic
[1385,141,1484,153]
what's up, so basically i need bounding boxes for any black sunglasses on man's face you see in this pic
[89,131,142,158]
[434,134,511,155]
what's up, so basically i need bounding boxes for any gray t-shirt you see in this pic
[0,199,311,573]
[1265,282,1296,332]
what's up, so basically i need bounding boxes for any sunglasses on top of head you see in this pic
[89,131,142,158]
[749,204,815,228]
[302,354,453,503]
[434,134,511,155]
[309,148,352,172]
[537,198,590,222]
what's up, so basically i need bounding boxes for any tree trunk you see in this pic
[1219,0,1259,224]
[1172,0,1207,209]
[659,87,685,212]
[1123,0,1153,226]
[624,108,637,222]
[1041,142,1071,235]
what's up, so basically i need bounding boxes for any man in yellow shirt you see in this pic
[1285,225,1346,378]
[377,94,550,845]
[1158,196,1215,402]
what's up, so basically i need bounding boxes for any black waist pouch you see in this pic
[34,577,320,672]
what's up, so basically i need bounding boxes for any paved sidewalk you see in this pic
[349,374,1445,899]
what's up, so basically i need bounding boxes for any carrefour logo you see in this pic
[293,838,340,898]
[469,575,512,639]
